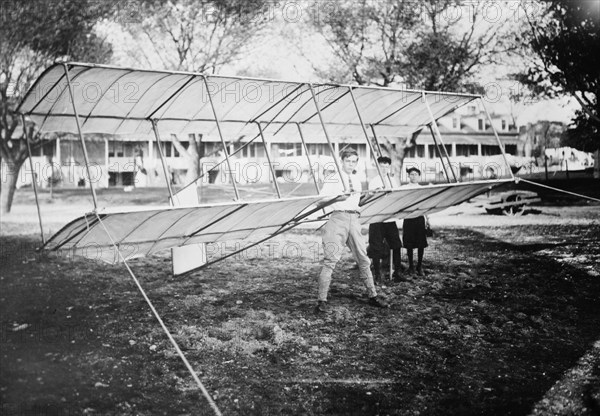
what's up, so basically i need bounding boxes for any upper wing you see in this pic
[18,63,479,140]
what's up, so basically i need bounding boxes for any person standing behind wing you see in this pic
[315,148,389,313]
[367,156,404,282]
[402,167,429,276]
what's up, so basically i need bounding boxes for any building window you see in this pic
[405,145,425,158]
[153,141,176,157]
[153,141,187,158]
[504,144,517,155]
[109,141,138,157]
[108,141,121,157]
[30,140,55,157]
[109,171,135,187]
[428,144,452,157]
[307,143,332,157]
[234,143,243,157]
[501,119,507,131]
[31,144,43,157]
[456,145,479,157]
[478,119,485,131]
[234,143,263,158]
[247,144,256,158]
[203,142,221,156]
[481,145,501,156]
[416,144,425,157]
[427,144,437,158]
[452,118,459,129]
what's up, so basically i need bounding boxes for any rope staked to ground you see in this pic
[93,212,223,416]
[520,178,600,203]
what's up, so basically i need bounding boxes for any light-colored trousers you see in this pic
[318,212,377,301]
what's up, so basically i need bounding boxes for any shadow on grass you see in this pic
[412,227,600,416]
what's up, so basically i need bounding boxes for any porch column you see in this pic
[104,137,109,188]
[56,138,61,165]
[365,142,371,174]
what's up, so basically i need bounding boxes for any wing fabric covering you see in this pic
[43,196,333,263]
[18,63,478,140]
[359,180,508,224]
[43,181,507,264]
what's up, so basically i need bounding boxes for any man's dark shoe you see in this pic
[315,300,329,313]
[368,296,390,308]
[416,266,425,276]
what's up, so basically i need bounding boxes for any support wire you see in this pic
[518,178,600,203]
[93,213,223,416]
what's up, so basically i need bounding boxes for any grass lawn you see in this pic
[1,188,600,415]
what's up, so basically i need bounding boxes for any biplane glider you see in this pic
[17,62,523,414]
[17,62,518,274]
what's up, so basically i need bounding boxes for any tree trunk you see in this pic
[595,149,600,179]
[171,134,202,186]
[1,161,22,214]
[184,138,200,186]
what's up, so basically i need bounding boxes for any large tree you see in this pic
[515,0,599,176]
[114,0,269,184]
[0,0,113,213]
[306,0,516,90]
[301,0,518,170]
[121,0,269,73]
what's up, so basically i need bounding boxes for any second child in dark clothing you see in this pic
[402,167,429,276]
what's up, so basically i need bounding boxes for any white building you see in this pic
[11,104,522,189]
